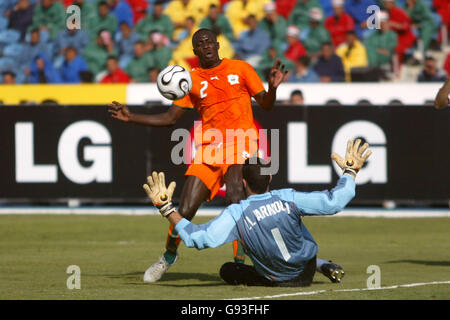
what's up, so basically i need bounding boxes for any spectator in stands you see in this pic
[53,28,90,68]
[126,0,148,25]
[200,4,235,42]
[22,28,53,68]
[100,56,131,83]
[325,99,342,106]
[318,0,334,17]
[2,71,16,84]
[383,0,416,64]
[145,32,172,71]
[258,2,287,50]
[82,30,117,77]
[164,0,215,40]
[257,46,294,81]
[135,0,174,40]
[288,0,322,30]
[434,0,450,36]
[7,0,35,41]
[108,0,134,27]
[284,25,307,64]
[388,99,403,105]
[276,0,298,19]
[313,42,346,82]
[303,8,331,57]
[29,0,65,39]
[405,0,436,56]
[344,0,378,39]
[60,46,89,83]
[28,53,62,84]
[336,30,369,81]
[417,56,447,82]
[116,21,141,69]
[289,89,304,105]
[126,41,155,83]
[356,99,372,106]
[170,16,199,69]
[89,1,118,39]
[226,0,267,38]
[289,56,320,82]
[364,11,397,69]
[234,14,271,67]
[325,0,355,47]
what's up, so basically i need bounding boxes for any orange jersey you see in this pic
[173,58,265,146]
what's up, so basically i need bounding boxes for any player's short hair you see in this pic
[291,89,303,98]
[192,28,217,46]
[243,157,272,194]
[2,71,16,78]
[298,55,310,67]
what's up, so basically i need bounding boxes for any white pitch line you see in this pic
[228,280,450,300]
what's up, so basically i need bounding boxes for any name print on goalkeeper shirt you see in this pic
[244,200,291,230]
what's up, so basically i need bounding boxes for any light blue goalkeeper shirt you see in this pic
[175,175,356,282]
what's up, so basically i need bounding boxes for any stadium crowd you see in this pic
[0,0,449,85]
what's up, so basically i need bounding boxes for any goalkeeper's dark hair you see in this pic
[242,157,271,194]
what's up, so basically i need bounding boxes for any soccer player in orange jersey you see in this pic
[108,28,287,282]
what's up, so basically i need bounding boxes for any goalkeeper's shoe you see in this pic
[143,254,177,283]
[321,261,345,283]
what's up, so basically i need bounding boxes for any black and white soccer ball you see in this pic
[156,65,192,100]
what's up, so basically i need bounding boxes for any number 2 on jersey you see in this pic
[200,81,208,98]
[271,228,291,261]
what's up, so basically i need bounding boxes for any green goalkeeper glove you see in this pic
[143,171,176,217]
[331,139,372,179]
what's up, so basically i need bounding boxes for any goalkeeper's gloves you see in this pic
[143,171,176,217]
[331,139,372,179]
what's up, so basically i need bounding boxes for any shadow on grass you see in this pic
[386,260,450,267]
[99,271,225,287]
[152,273,226,288]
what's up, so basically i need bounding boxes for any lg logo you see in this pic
[288,120,387,184]
[15,121,112,184]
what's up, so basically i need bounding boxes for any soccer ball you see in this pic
[156,65,192,100]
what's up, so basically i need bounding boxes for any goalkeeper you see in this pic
[143,139,372,286]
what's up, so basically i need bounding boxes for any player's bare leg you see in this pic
[144,175,209,283]
[224,164,247,264]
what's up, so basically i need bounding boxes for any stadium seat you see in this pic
[0,57,17,73]
[3,43,26,60]
[0,29,21,45]
[0,16,8,30]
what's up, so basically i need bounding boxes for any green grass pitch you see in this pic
[0,214,449,300]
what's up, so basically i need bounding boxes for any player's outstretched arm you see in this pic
[434,78,450,110]
[293,139,372,215]
[108,101,186,126]
[143,172,240,249]
[253,59,288,110]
